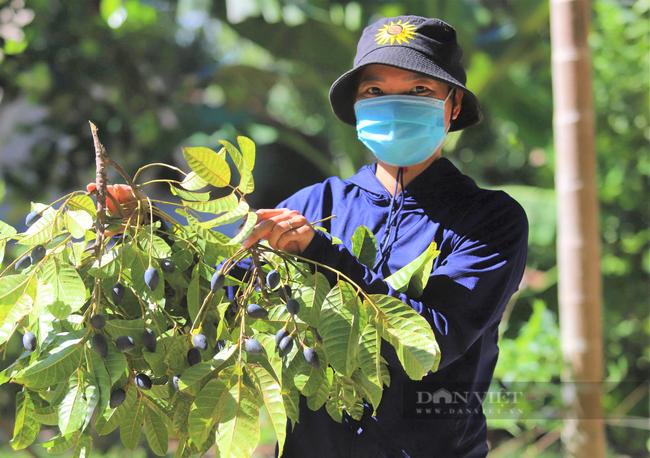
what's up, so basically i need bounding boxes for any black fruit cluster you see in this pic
[144,268,160,291]
[91,334,108,358]
[135,373,152,390]
[116,336,135,352]
[22,332,37,352]
[247,303,268,319]
[142,329,157,352]
[110,388,126,408]
[244,338,263,355]
[210,272,225,292]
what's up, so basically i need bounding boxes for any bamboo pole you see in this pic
[550,0,606,456]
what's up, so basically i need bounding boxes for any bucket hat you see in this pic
[329,16,483,132]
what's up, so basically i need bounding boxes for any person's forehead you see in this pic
[358,65,448,87]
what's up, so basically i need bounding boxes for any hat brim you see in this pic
[329,46,483,132]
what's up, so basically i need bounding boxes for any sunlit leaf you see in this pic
[215,375,260,458]
[293,272,329,327]
[237,136,256,171]
[0,274,36,324]
[183,192,238,214]
[65,210,93,239]
[246,363,286,455]
[120,395,145,451]
[38,259,87,319]
[18,206,58,246]
[14,337,84,388]
[170,182,211,202]
[10,390,41,450]
[181,171,208,191]
[144,400,168,456]
[227,212,258,245]
[182,146,231,188]
[199,200,249,228]
[95,384,137,436]
[351,226,377,269]
[385,241,439,297]
[220,140,254,194]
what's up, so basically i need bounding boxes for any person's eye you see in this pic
[366,87,383,95]
[411,86,430,94]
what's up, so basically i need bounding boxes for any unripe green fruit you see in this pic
[247,303,268,319]
[15,255,31,271]
[116,336,135,352]
[111,282,125,305]
[90,314,106,330]
[275,329,290,349]
[304,347,320,369]
[25,210,41,226]
[187,348,201,366]
[142,329,157,352]
[278,285,292,301]
[160,259,175,273]
[192,334,208,351]
[91,334,108,358]
[210,272,225,292]
[22,332,37,352]
[285,298,300,316]
[30,245,46,264]
[109,388,126,408]
[244,338,264,355]
[135,373,152,390]
[278,336,294,357]
[144,268,160,291]
[266,270,280,290]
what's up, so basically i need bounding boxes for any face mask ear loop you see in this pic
[378,167,405,264]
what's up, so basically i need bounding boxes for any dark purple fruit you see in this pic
[91,334,108,358]
[266,270,280,290]
[304,347,320,369]
[90,314,106,330]
[285,298,300,316]
[142,329,157,352]
[216,340,227,352]
[278,285,292,301]
[25,210,41,226]
[135,373,152,390]
[160,259,175,274]
[15,255,31,271]
[187,348,201,366]
[210,272,225,293]
[244,338,264,355]
[30,245,46,264]
[116,336,135,352]
[144,268,160,291]
[192,334,208,351]
[22,332,37,352]
[172,375,181,392]
[111,282,125,305]
[278,336,294,357]
[275,329,290,349]
[247,303,268,319]
[109,388,126,408]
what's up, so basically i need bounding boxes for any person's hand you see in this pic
[241,208,315,255]
[86,183,147,236]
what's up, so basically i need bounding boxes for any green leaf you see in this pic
[220,140,254,194]
[385,241,440,297]
[294,272,329,327]
[138,232,173,258]
[87,349,111,419]
[57,370,87,435]
[188,373,231,447]
[181,171,208,190]
[237,136,256,171]
[215,377,260,458]
[126,248,165,302]
[104,319,145,342]
[143,400,168,456]
[43,432,79,454]
[307,366,333,412]
[164,335,192,374]
[227,212,258,245]
[14,337,84,388]
[294,349,326,397]
[10,390,41,450]
[283,384,300,426]
[182,146,231,188]
[358,319,382,389]
[95,384,137,435]
[178,344,237,396]
[18,206,58,246]
[88,244,134,279]
[319,282,361,377]
[351,226,377,269]
[183,192,238,214]
[371,294,441,379]
[0,220,17,264]
[104,343,128,386]
[351,369,383,415]
[120,395,145,451]
[68,195,97,218]
[38,259,87,319]
[246,363,287,456]
[170,182,211,201]
[199,199,249,228]
[65,210,93,239]
[72,430,91,458]
[0,274,36,324]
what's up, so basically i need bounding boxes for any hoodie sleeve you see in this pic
[300,200,529,371]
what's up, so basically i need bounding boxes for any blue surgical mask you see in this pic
[354,91,453,167]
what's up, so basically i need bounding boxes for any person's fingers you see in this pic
[241,219,276,249]
[275,224,315,254]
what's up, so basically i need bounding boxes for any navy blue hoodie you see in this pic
[276,158,528,458]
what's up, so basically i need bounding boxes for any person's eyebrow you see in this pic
[358,74,434,84]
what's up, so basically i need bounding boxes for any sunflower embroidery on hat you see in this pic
[375,20,418,45]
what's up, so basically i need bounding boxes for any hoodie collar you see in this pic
[346,158,476,205]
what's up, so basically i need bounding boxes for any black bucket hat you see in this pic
[329,16,483,132]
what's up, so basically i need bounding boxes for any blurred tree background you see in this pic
[0,0,647,456]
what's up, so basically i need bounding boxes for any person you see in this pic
[240,15,529,458]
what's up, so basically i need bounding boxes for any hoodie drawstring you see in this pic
[378,167,405,264]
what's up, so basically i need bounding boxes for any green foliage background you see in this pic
[0,0,647,456]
